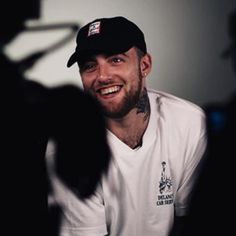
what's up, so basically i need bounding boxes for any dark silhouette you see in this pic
[180,8,236,236]
[1,2,48,235]
[1,1,110,235]
[46,85,111,236]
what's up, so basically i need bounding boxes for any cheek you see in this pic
[127,66,143,85]
[123,66,138,81]
[81,76,93,90]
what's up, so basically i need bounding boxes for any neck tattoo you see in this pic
[135,88,150,121]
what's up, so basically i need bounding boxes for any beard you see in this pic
[102,72,143,119]
[84,68,144,119]
[102,86,141,119]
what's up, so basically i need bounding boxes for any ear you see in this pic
[140,53,152,78]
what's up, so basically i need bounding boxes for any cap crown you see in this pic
[67,16,146,67]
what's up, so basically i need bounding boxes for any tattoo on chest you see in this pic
[136,88,150,120]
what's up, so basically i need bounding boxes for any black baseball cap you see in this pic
[67,16,147,67]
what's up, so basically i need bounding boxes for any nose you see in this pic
[97,64,112,83]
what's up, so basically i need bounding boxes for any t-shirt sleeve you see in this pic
[59,189,107,236]
[174,112,207,216]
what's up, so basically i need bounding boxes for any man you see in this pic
[60,16,207,236]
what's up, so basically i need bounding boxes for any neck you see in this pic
[107,88,150,149]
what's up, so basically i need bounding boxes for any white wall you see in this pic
[5,0,236,106]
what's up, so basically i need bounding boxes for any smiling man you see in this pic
[58,16,207,236]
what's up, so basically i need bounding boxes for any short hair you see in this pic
[135,47,146,60]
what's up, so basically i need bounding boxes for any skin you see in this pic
[79,47,152,149]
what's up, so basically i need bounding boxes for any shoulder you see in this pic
[147,89,206,140]
[147,88,205,120]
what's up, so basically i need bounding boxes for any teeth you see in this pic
[100,86,120,95]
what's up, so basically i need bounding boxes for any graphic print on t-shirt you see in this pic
[156,161,174,206]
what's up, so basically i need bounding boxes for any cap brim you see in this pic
[67,52,77,67]
[67,44,132,68]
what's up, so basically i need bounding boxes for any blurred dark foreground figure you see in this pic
[47,85,111,236]
[1,1,110,235]
[180,8,236,236]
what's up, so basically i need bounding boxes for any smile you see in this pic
[99,85,121,95]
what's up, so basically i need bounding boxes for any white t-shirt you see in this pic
[48,89,207,236]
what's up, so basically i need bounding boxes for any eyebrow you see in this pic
[108,52,128,57]
[79,52,129,64]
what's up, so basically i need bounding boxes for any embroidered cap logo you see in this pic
[88,21,101,37]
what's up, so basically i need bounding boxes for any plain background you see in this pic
[5,0,236,106]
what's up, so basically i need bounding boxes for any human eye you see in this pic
[80,61,97,72]
[109,56,124,64]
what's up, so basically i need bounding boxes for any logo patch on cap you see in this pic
[88,21,101,37]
